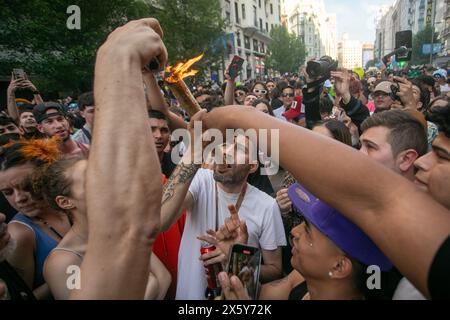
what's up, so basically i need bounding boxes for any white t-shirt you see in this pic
[273,106,287,120]
[392,277,426,300]
[176,168,286,300]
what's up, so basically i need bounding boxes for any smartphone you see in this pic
[226,244,261,300]
[12,68,27,80]
[228,55,245,79]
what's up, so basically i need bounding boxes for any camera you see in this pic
[306,56,338,80]
[390,82,401,102]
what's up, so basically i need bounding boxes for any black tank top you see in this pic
[288,281,308,300]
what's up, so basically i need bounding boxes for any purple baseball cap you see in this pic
[288,183,392,272]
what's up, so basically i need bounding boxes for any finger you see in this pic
[200,249,222,262]
[228,204,240,223]
[393,76,409,85]
[279,198,292,207]
[218,272,235,300]
[139,18,164,40]
[203,254,226,266]
[197,235,217,245]
[225,218,239,235]
[230,275,250,300]
[219,224,232,239]
[239,219,249,243]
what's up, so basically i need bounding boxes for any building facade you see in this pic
[375,0,448,62]
[362,43,375,69]
[285,0,337,60]
[338,33,362,69]
[220,0,282,81]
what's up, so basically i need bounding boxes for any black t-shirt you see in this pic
[247,163,274,197]
[428,234,450,299]
[0,261,35,300]
[161,152,177,178]
[271,98,283,111]
[0,194,17,223]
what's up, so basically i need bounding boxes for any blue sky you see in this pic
[323,0,395,43]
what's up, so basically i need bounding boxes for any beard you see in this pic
[0,237,17,262]
[213,164,251,187]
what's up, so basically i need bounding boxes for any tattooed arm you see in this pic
[160,109,207,231]
[160,159,200,231]
[258,269,305,300]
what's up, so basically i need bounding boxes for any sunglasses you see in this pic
[372,92,389,98]
[253,89,267,94]
[282,93,294,97]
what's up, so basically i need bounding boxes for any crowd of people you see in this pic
[0,18,449,300]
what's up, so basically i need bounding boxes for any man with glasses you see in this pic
[372,81,395,113]
[273,86,295,121]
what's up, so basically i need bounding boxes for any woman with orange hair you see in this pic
[0,138,71,299]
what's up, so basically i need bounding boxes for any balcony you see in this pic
[242,23,272,42]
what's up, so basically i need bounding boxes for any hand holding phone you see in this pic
[227,55,245,80]
[226,244,261,300]
[12,68,27,80]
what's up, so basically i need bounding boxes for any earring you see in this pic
[328,271,333,278]
[309,242,313,247]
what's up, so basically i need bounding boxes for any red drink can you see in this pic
[200,241,223,293]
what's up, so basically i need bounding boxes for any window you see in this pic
[266,22,269,32]
[270,3,273,14]
[261,42,265,53]
[234,2,239,23]
[244,35,251,49]
[236,32,241,47]
[242,4,246,19]
[260,18,263,31]
[253,39,259,52]
[253,6,258,27]
[259,0,261,8]
[226,11,231,24]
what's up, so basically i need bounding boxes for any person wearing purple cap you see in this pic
[200,96,450,299]
[217,183,392,300]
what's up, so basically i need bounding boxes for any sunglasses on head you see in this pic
[253,89,267,94]
[282,93,294,97]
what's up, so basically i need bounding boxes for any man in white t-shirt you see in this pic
[160,133,286,300]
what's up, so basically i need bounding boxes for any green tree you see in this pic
[411,25,441,65]
[0,0,225,96]
[265,26,306,74]
[148,0,225,78]
[0,0,151,96]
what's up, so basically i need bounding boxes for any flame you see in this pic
[165,53,204,83]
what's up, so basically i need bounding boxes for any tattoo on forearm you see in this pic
[162,162,199,205]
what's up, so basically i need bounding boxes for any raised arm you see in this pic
[143,70,187,131]
[6,76,23,122]
[70,18,167,299]
[203,105,450,298]
[160,111,206,231]
[224,70,237,106]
